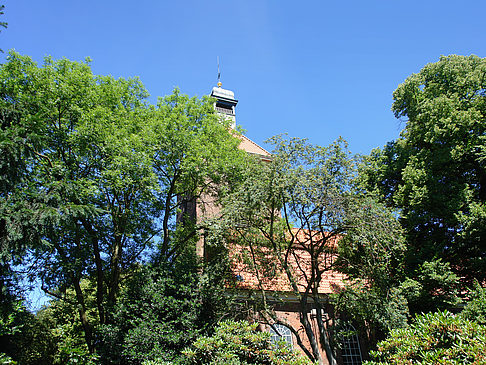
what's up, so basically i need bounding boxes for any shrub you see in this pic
[142,361,174,365]
[183,320,312,365]
[365,310,486,364]
[461,280,486,325]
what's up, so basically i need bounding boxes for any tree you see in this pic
[97,247,235,365]
[0,51,156,351]
[461,279,486,325]
[361,55,486,283]
[0,3,7,53]
[143,89,244,261]
[333,196,409,352]
[220,136,356,365]
[0,52,245,355]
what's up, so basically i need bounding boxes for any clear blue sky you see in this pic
[2,0,486,155]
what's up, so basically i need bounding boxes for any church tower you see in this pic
[210,81,271,159]
[210,81,238,128]
[178,80,272,256]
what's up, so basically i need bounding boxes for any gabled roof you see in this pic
[238,135,272,161]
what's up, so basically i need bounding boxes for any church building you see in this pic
[191,80,364,365]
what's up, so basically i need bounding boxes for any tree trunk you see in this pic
[72,276,94,353]
[161,177,177,257]
[80,218,105,325]
[300,304,325,365]
[92,235,106,324]
[108,234,122,309]
[315,303,337,365]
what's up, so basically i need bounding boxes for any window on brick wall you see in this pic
[341,323,362,365]
[269,323,293,348]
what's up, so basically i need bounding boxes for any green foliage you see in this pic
[333,196,409,348]
[361,55,486,282]
[399,259,460,315]
[337,196,406,287]
[0,301,56,365]
[0,51,245,357]
[183,320,313,365]
[461,280,486,325]
[36,279,100,364]
[53,340,99,365]
[0,301,22,337]
[104,264,205,364]
[96,248,234,365]
[0,353,16,365]
[142,361,174,365]
[365,311,486,365]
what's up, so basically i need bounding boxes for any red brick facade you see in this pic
[188,110,360,363]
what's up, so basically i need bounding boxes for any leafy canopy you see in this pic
[361,55,486,282]
[0,51,246,358]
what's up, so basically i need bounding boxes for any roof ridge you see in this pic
[240,134,271,156]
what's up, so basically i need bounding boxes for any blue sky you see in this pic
[2,0,486,155]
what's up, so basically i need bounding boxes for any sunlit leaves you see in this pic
[363,55,486,282]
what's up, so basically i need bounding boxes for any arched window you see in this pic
[269,323,293,348]
[341,323,362,365]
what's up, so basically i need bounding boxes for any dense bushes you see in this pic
[0,302,56,365]
[365,311,486,364]
[183,320,312,365]
[98,256,231,365]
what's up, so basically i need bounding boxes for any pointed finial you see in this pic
[217,56,222,87]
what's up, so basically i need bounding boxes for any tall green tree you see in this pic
[0,52,245,355]
[0,51,157,351]
[144,89,244,260]
[362,55,486,283]
[333,196,409,352]
[220,136,356,365]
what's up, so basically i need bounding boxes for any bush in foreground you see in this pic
[183,320,312,365]
[365,310,486,364]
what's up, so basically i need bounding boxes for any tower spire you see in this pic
[217,56,222,87]
[210,59,238,128]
